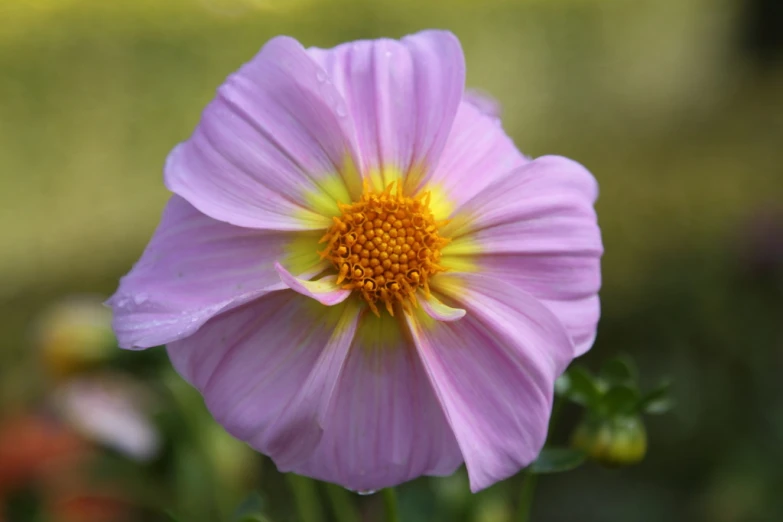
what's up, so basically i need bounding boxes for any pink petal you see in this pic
[168,297,462,490]
[275,262,351,306]
[165,36,362,231]
[463,88,502,118]
[294,312,463,491]
[107,196,323,349]
[308,30,465,191]
[443,155,602,355]
[470,257,600,356]
[409,272,575,492]
[257,299,362,469]
[422,100,528,215]
[166,291,358,466]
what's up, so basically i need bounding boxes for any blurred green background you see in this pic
[1,0,782,520]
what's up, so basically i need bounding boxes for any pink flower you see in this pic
[108,30,602,492]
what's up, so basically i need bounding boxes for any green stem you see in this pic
[324,483,360,522]
[516,471,538,522]
[382,488,400,522]
[515,394,561,522]
[285,474,323,522]
[164,374,222,521]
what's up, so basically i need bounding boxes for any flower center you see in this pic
[320,183,449,316]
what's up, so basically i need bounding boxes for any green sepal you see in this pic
[639,380,675,414]
[530,447,587,474]
[599,354,639,385]
[556,366,602,407]
[601,384,641,417]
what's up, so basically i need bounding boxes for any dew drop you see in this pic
[133,293,148,306]
[316,70,327,83]
[356,489,377,496]
[320,86,336,107]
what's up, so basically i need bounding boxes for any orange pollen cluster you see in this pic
[319,182,450,316]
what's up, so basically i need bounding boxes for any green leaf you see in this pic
[644,396,675,414]
[232,492,266,522]
[560,366,602,407]
[602,385,641,416]
[599,355,639,385]
[640,381,675,414]
[530,447,587,474]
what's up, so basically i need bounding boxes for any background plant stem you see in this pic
[324,483,360,522]
[285,475,323,522]
[516,471,538,522]
[382,488,400,522]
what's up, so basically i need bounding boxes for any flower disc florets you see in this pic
[320,182,449,316]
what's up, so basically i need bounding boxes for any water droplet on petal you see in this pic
[356,489,377,496]
[316,70,326,83]
[320,85,335,106]
[132,293,148,306]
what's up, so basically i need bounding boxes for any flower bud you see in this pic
[571,415,647,467]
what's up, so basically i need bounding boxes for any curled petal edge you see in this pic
[419,291,466,322]
[275,262,352,306]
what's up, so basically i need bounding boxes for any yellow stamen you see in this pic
[319,181,449,314]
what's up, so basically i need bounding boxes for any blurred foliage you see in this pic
[1,0,782,520]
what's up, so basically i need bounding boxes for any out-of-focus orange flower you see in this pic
[47,485,133,522]
[0,414,89,494]
[0,414,135,522]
